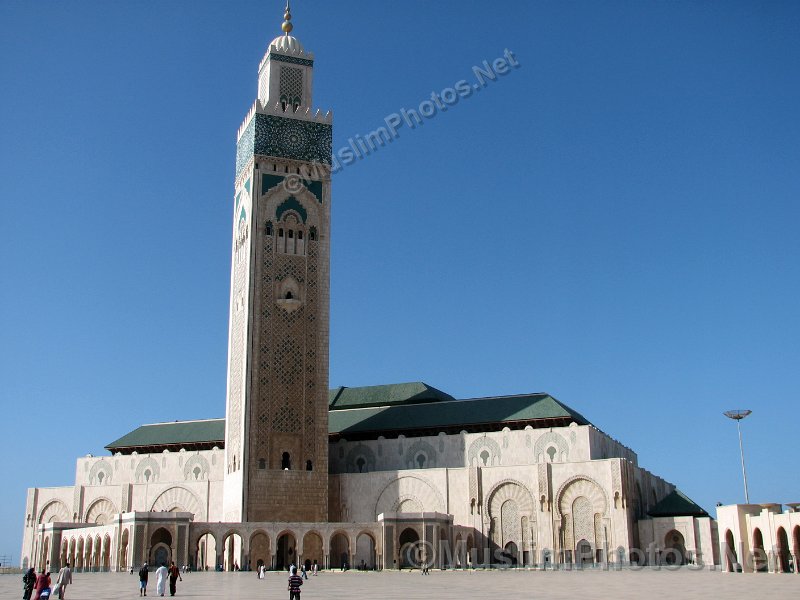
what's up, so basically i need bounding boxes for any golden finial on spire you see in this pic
[281,0,293,34]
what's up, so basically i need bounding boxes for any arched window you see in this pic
[480,450,490,466]
[416,454,426,468]
[306,460,313,471]
[281,452,291,470]
[285,291,294,300]
[356,457,366,473]
[288,230,294,239]
[278,228,284,237]
[266,222,273,236]
[258,458,266,470]
[309,227,317,241]
[298,231,303,240]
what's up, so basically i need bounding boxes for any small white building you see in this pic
[716,503,800,573]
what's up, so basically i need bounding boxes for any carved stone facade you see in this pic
[223,25,331,525]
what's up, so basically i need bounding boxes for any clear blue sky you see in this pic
[1,0,798,559]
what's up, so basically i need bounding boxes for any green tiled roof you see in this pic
[648,489,708,518]
[329,382,455,410]
[106,386,593,451]
[106,419,225,451]
[328,392,591,436]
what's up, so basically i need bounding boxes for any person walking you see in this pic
[311,560,318,576]
[54,562,72,600]
[31,569,51,600]
[23,567,36,600]
[300,563,308,580]
[167,562,182,596]
[138,563,149,597]
[155,563,168,597]
[287,565,303,600]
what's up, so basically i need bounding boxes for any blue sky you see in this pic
[1,0,798,559]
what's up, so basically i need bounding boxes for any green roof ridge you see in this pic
[106,418,225,451]
[328,381,454,410]
[648,489,708,518]
[105,389,595,450]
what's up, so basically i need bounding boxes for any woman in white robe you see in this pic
[155,564,168,597]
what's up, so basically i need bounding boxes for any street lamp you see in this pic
[724,409,752,503]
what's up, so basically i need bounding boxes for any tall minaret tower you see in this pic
[223,2,332,523]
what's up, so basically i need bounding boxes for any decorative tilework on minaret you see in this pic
[223,5,332,523]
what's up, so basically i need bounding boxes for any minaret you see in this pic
[223,2,332,523]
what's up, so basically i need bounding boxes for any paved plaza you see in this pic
[2,569,798,600]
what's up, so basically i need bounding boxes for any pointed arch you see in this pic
[84,497,118,525]
[183,454,211,481]
[374,475,445,519]
[556,476,608,517]
[135,457,160,483]
[534,431,569,463]
[467,436,501,467]
[38,500,69,524]
[150,486,204,520]
[88,460,113,485]
[485,479,536,518]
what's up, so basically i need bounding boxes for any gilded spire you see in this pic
[281,0,293,34]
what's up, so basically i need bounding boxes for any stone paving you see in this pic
[2,568,798,600]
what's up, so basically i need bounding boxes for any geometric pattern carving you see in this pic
[594,513,604,550]
[467,436,501,467]
[611,461,623,507]
[226,196,248,470]
[38,500,69,524]
[486,480,535,523]
[500,500,520,546]
[183,454,211,481]
[405,440,437,469]
[84,498,118,525]
[88,460,113,485]
[374,475,445,519]
[345,444,376,473]
[244,176,324,487]
[254,114,332,165]
[134,457,160,483]
[534,431,569,462]
[572,496,594,546]
[556,476,608,519]
[150,486,204,520]
[279,66,303,106]
[396,498,423,512]
[236,119,256,180]
[270,53,314,67]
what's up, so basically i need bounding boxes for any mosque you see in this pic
[24,5,773,575]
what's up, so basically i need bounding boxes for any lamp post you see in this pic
[724,410,752,503]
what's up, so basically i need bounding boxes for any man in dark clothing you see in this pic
[138,563,149,596]
[23,567,36,600]
[168,562,182,596]
[287,565,303,600]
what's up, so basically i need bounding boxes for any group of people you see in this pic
[22,562,72,600]
[137,562,183,596]
[23,559,318,600]
[259,560,317,580]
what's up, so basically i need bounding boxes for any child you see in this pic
[287,566,303,600]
